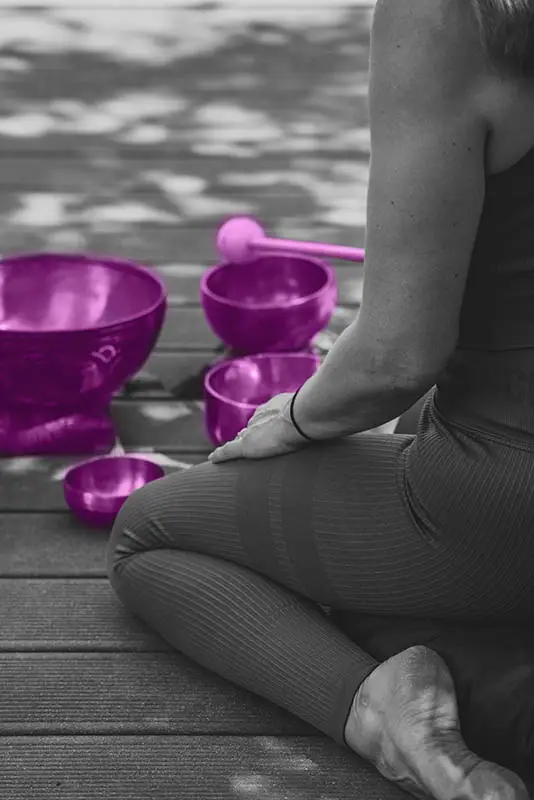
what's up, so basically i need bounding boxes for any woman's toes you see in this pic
[454,759,531,800]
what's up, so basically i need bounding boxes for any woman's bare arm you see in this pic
[292,0,491,439]
[360,0,488,380]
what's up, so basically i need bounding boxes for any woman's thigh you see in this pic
[106,431,531,619]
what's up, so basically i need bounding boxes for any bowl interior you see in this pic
[0,253,165,333]
[65,456,164,499]
[206,353,321,406]
[205,255,329,307]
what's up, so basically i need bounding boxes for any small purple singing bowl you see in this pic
[0,253,167,410]
[63,456,165,528]
[204,351,321,446]
[200,254,337,355]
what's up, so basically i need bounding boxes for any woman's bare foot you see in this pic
[344,645,530,799]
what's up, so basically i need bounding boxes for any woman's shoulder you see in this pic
[373,0,534,82]
[371,0,487,71]
[370,0,490,102]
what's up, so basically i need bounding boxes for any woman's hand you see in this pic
[208,392,311,463]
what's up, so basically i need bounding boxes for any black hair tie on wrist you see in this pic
[289,385,315,441]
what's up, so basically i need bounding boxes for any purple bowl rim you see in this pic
[204,351,322,410]
[200,255,336,311]
[63,454,165,496]
[0,252,168,336]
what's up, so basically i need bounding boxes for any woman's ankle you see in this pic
[343,670,383,757]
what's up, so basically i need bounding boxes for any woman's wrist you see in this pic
[288,387,316,442]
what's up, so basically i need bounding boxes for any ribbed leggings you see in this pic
[106,390,534,748]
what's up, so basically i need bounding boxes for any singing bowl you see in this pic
[64,455,165,527]
[204,351,321,446]
[200,254,337,355]
[0,253,167,410]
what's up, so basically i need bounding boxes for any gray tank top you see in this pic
[435,145,534,439]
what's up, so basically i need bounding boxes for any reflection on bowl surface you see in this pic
[200,254,337,354]
[0,253,167,414]
[0,252,165,333]
[65,456,165,499]
[204,351,321,445]
[202,255,330,308]
[206,352,320,406]
[64,456,165,527]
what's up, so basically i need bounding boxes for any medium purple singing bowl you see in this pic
[0,253,167,410]
[204,351,321,446]
[200,254,337,355]
[64,455,165,527]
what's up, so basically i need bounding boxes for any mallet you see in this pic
[216,216,365,264]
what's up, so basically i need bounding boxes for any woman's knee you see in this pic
[106,458,280,592]
[106,461,226,583]
[106,473,172,583]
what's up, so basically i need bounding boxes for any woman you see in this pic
[107,1,534,797]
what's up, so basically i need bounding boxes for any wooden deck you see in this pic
[0,3,415,797]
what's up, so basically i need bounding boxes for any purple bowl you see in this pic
[200,254,337,355]
[204,351,321,446]
[63,455,165,527]
[0,252,167,409]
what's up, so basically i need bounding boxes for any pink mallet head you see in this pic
[216,216,266,264]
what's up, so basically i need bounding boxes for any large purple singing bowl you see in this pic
[200,254,337,355]
[204,351,321,446]
[0,253,167,454]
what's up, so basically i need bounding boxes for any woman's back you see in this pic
[433,60,534,439]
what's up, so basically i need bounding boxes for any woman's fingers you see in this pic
[208,438,244,463]
[208,407,304,464]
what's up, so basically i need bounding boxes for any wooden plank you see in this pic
[110,400,209,450]
[0,138,371,160]
[0,153,369,192]
[1,736,404,800]
[0,158,370,244]
[0,513,117,577]
[125,351,215,399]
[0,65,371,158]
[0,223,366,264]
[0,81,368,117]
[0,453,206,510]
[157,306,219,350]
[0,648,315,735]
